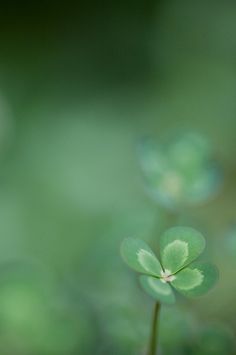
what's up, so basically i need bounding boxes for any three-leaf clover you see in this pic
[138,133,221,209]
[121,226,218,304]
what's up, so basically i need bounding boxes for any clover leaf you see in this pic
[121,226,218,304]
[138,133,221,209]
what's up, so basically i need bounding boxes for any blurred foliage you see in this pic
[224,224,236,256]
[0,0,235,354]
[192,324,235,355]
[139,132,221,210]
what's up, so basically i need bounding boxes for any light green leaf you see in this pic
[120,238,162,276]
[171,263,218,297]
[172,268,204,290]
[160,227,206,273]
[140,275,175,304]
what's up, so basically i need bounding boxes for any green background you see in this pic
[0,1,235,353]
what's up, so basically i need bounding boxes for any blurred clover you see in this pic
[121,226,218,305]
[138,132,221,209]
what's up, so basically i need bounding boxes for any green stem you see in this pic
[148,302,161,355]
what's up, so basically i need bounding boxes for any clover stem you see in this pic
[148,301,161,355]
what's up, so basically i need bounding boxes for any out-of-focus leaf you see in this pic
[139,133,221,209]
